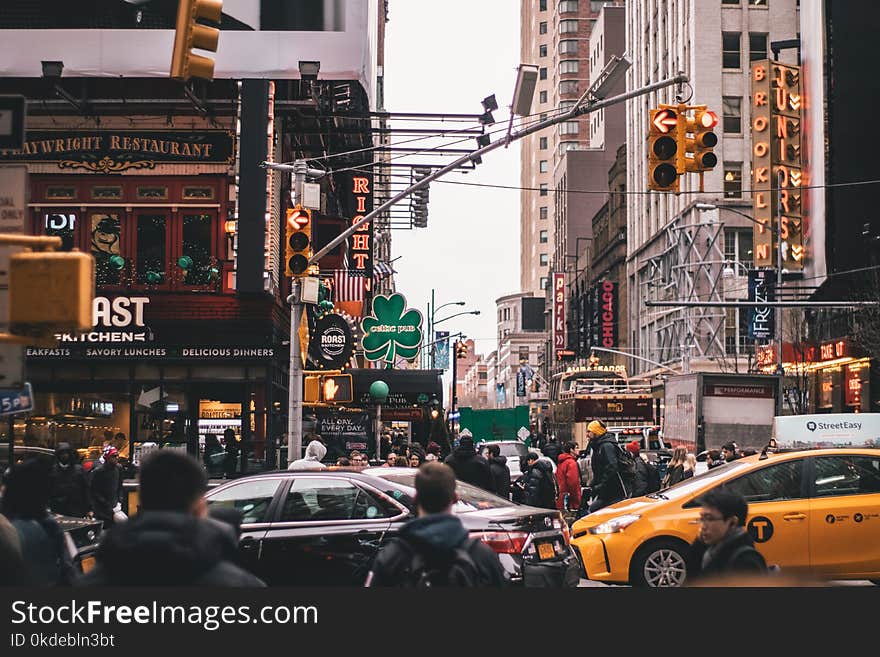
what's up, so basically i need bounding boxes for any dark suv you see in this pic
[205,467,579,587]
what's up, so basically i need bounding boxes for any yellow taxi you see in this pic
[571,448,880,587]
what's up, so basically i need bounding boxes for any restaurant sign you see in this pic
[0,130,234,173]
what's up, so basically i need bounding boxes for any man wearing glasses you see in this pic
[686,489,767,584]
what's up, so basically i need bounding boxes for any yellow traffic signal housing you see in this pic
[682,107,719,173]
[455,342,469,359]
[170,0,223,81]
[9,250,94,336]
[304,375,321,404]
[321,374,353,403]
[648,106,680,192]
[285,205,313,278]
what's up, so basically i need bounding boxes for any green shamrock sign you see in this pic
[361,293,423,364]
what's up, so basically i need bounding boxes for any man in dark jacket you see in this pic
[48,443,92,518]
[484,444,511,499]
[522,452,556,509]
[444,436,494,492]
[541,436,561,464]
[626,440,660,497]
[583,420,626,513]
[686,489,767,585]
[78,450,265,587]
[88,446,124,528]
[365,462,506,587]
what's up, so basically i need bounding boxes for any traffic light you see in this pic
[455,341,469,359]
[170,0,223,81]
[321,374,353,403]
[411,167,430,228]
[682,106,719,173]
[647,106,680,192]
[285,205,312,277]
[9,250,94,337]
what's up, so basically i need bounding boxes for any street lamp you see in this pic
[434,309,480,325]
[695,199,786,377]
[427,290,466,368]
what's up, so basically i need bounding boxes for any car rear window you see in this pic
[378,472,517,511]
[495,443,528,460]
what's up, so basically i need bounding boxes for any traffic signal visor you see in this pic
[170,0,223,81]
[285,206,312,277]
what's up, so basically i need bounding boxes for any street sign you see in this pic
[0,382,33,416]
[517,427,530,441]
[651,108,678,133]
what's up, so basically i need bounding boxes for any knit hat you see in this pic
[586,420,607,436]
[625,440,640,454]
[103,445,119,457]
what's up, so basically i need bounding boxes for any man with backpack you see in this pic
[582,420,629,513]
[625,440,660,497]
[365,462,506,587]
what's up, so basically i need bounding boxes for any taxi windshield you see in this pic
[649,460,750,499]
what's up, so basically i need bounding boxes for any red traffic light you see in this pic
[699,110,719,129]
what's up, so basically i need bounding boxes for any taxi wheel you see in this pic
[630,539,689,588]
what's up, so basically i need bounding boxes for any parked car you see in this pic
[478,439,530,478]
[204,467,580,587]
[571,447,880,587]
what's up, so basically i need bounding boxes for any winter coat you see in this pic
[288,440,328,471]
[487,455,511,499]
[88,462,123,524]
[365,513,506,587]
[631,456,651,497]
[49,446,92,517]
[444,448,494,492]
[77,511,266,587]
[662,464,685,488]
[556,453,582,511]
[10,515,76,586]
[542,441,561,464]
[523,459,557,509]
[588,435,627,503]
[686,528,767,584]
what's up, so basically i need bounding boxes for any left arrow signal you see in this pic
[652,109,678,133]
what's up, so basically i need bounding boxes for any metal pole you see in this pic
[450,341,458,435]
[430,288,435,369]
[287,160,308,466]
[7,414,13,469]
[375,403,382,463]
[776,168,785,377]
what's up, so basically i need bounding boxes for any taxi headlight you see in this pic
[588,514,641,535]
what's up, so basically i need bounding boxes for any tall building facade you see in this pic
[625,0,799,376]
[520,0,606,296]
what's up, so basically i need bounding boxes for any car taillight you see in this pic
[558,513,571,545]
[470,531,529,554]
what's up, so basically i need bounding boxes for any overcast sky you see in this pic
[384,1,522,384]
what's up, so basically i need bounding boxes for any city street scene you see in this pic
[1,0,880,594]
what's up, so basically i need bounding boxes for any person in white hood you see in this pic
[288,439,328,471]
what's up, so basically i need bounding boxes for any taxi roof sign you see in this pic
[773,413,880,450]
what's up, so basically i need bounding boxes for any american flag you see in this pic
[333,270,367,302]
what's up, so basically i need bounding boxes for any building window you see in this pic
[539,160,548,173]
[539,67,548,80]
[722,32,741,69]
[559,80,579,95]
[559,60,579,74]
[182,186,215,200]
[539,183,549,196]
[558,121,579,135]
[137,186,168,200]
[559,39,578,55]
[181,213,214,286]
[540,230,548,243]
[540,206,548,219]
[539,136,548,149]
[540,277,549,289]
[539,44,547,57]
[722,0,739,4]
[724,165,743,199]
[91,186,122,200]
[539,90,548,104]
[540,0,547,10]
[725,306,755,356]
[750,0,767,6]
[540,113,548,121]
[540,254,549,266]
[539,21,547,35]
[561,1,579,13]
[136,214,167,286]
[722,96,742,133]
[749,33,768,62]
[46,186,76,201]
[91,213,123,286]
[724,228,753,269]
[559,19,578,34]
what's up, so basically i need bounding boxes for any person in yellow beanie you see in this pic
[586,420,606,437]
[582,419,627,514]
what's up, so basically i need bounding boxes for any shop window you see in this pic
[91,185,122,200]
[181,213,215,286]
[136,214,167,285]
[137,186,168,200]
[182,186,215,200]
[43,211,77,251]
[46,186,76,200]
[90,213,123,285]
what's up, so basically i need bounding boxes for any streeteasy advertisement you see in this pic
[774,413,880,448]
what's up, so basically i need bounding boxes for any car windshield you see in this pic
[492,443,528,460]
[376,471,517,512]
[650,460,749,499]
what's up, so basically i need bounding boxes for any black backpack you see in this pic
[644,459,661,493]
[398,538,483,587]
[615,444,637,497]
